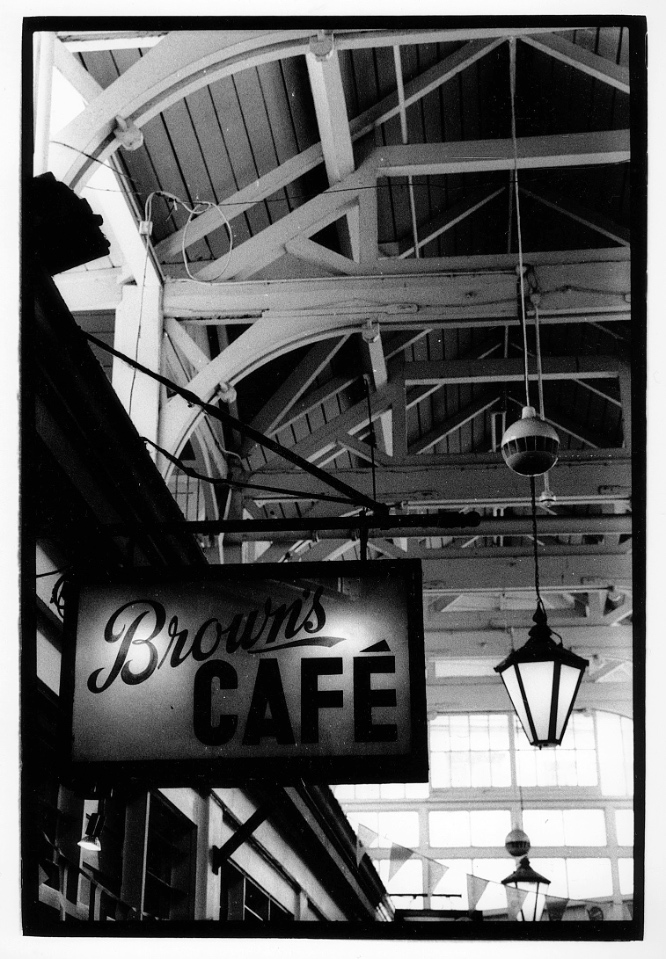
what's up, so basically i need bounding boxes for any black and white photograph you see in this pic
[15,10,650,952]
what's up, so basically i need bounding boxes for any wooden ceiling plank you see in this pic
[520,186,630,246]
[155,39,502,258]
[191,131,628,281]
[521,33,630,94]
[194,161,374,281]
[410,392,500,455]
[241,336,350,455]
[382,187,506,258]
[259,382,401,471]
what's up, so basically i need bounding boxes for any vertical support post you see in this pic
[113,282,163,452]
[618,360,632,451]
[33,32,55,176]
[121,792,150,919]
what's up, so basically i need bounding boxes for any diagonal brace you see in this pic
[82,330,388,515]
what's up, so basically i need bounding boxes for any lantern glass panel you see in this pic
[516,661,556,742]
[555,664,584,739]
[500,667,532,741]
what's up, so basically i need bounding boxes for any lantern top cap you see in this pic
[501,856,551,887]
[494,604,589,673]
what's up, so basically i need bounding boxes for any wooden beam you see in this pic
[403,355,620,385]
[54,268,124,312]
[155,39,504,259]
[193,133,628,282]
[241,336,349,455]
[381,187,505,258]
[285,237,362,276]
[425,625,632,660]
[520,186,630,247]
[195,164,372,281]
[249,454,631,508]
[375,131,630,177]
[258,382,402,470]
[410,391,500,454]
[420,552,631,592]
[521,33,630,94]
[162,250,630,319]
[427,677,632,717]
[306,46,359,260]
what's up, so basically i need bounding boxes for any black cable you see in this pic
[81,330,387,515]
[363,375,378,504]
[142,438,363,506]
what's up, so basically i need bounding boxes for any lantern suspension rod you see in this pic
[529,475,543,608]
[509,37,531,410]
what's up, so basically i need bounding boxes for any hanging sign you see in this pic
[61,560,428,786]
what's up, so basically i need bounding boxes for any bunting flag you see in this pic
[625,902,633,919]
[429,860,449,888]
[388,842,416,881]
[355,824,378,866]
[466,873,489,912]
[545,896,569,921]
[505,885,528,920]
[357,823,378,848]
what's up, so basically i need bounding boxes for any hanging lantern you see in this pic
[502,856,550,921]
[494,603,589,748]
[501,406,560,476]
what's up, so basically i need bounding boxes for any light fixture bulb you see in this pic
[500,406,560,476]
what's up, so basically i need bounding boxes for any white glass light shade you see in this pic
[502,857,550,921]
[501,406,560,476]
[495,606,588,748]
[77,811,104,852]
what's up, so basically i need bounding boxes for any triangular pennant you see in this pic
[388,842,415,881]
[466,873,489,912]
[361,639,391,653]
[546,896,569,921]
[357,823,378,849]
[429,860,449,888]
[625,902,633,920]
[355,834,365,866]
[505,885,528,920]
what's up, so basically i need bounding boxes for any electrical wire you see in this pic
[142,437,364,506]
[144,190,234,284]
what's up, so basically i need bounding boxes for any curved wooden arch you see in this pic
[51,26,555,191]
[158,311,370,476]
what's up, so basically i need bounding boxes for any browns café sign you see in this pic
[62,561,428,786]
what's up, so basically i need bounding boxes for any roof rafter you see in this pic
[194,133,629,281]
[521,32,630,94]
[155,37,504,259]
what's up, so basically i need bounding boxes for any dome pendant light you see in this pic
[501,405,560,476]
